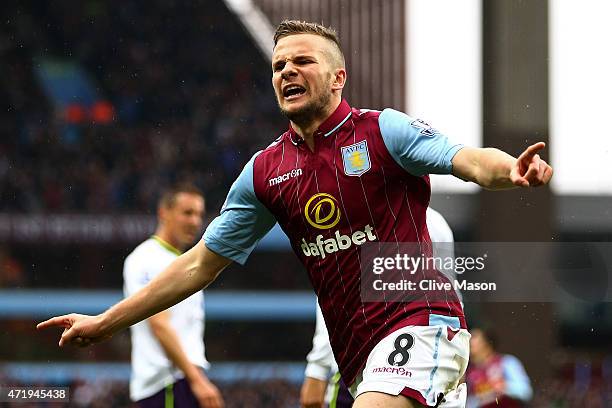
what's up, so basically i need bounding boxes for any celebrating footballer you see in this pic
[38,20,552,408]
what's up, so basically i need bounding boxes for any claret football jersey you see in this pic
[204,99,466,384]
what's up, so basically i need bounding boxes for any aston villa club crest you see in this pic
[341,141,371,176]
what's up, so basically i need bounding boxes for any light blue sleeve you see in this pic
[203,152,277,265]
[379,108,464,176]
[502,354,533,402]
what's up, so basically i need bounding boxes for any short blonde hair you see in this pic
[274,20,345,68]
[159,183,204,209]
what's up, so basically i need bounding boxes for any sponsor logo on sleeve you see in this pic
[410,119,440,137]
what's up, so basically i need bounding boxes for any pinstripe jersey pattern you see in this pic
[252,100,465,385]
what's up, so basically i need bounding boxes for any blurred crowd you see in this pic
[0,377,299,407]
[1,0,284,214]
[532,378,612,408]
[1,374,611,407]
[531,354,612,408]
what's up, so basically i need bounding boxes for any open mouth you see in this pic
[282,85,306,100]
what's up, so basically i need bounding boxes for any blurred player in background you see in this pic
[300,207,457,408]
[38,20,552,408]
[123,184,224,408]
[466,328,532,408]
[301,298,350,408]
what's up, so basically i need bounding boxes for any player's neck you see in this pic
[153,229,184,253]
[291,98,341,151]
[291,122,318,151]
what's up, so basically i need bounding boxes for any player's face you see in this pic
[163,193,205,249]
[272,34,340,125]
[469,329,488,358]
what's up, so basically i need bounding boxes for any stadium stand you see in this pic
[1,0,284,214]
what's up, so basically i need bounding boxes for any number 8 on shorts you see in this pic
[353,324,470,407]
[388,333,415,366]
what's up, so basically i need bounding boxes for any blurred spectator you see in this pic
[0,246,25,287]
[466,328,533,408]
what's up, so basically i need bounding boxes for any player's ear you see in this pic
[331,67,346,91]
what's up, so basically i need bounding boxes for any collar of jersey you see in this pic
[288,99,353,142]
[152,235,182,256]
[318,99,352,137]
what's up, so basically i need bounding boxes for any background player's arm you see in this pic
[300,378,328,408]
[148,310,224,408]
[500,355,533,402]
[301,303,335,408]
[451,142,552,190]
[37,241,231,346]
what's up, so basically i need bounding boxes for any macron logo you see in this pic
[269,168,303,186]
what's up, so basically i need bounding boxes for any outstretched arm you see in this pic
[38,151,276,348]
[377,110,553,189]
[37,241,231,347]
[452,142,553,190]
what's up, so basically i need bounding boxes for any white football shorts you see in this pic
[350,322,470,407]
